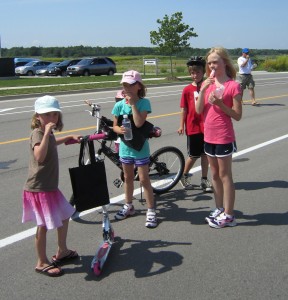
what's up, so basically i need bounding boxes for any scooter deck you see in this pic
[91,241,113,275]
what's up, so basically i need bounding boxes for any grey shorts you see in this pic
[238,74,255,90]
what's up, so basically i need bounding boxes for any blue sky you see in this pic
[1,0,288,50]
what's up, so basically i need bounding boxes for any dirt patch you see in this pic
[164,76,180,81]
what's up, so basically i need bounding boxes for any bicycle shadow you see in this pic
[154,189,214,225]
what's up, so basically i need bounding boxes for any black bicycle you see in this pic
[68,101,185,195]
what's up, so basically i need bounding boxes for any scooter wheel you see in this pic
[93,261,101,276]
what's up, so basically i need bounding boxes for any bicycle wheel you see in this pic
[149,146,185,194]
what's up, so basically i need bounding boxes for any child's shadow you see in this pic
[235,180,288,190]
[236,210,288,226]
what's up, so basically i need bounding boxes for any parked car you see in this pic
[47,59,81,76]
[14,57,40,68]
[35,62,60,76]
[66,57,116,76]
[15,61,52,76]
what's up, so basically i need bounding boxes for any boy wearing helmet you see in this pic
[177,57,212,192]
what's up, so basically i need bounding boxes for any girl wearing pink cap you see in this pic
[112,70,158,228]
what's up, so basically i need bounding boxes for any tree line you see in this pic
[1,45,287,59]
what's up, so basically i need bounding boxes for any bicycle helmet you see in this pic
[186,56,206,67]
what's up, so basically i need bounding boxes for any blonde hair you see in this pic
[205,47,237,79]
[30,112,64,131]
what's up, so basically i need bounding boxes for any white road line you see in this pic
[1,133,288,249]
[0,108,18,113]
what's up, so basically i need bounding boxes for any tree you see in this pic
[150,12,198,77]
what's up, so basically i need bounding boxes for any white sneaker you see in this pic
[204,207,224,223]
[145,211,158,228]
[115,204,135,220]
[208,213,237,229]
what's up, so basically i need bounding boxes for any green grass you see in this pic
[1,54,285,97]
[0,74,191,97]
[0,55,190,96]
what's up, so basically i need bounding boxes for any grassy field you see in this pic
[1,54,283,97]
[0,74,193,97]
[0,56,191,96]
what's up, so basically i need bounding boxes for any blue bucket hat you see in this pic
[35,95,61,114]
[242,48,249,53]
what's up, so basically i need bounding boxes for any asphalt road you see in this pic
[0,72,288,300]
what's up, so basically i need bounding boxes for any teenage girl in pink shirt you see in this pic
[196,47,242,228]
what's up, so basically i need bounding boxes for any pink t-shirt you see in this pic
[203,79,241,144]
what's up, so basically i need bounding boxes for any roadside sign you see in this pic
[143,58,158,75]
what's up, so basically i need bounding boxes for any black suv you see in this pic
[67,57,117,76]
[47,59,81,76]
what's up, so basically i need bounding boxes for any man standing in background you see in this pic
[237,48,259,106]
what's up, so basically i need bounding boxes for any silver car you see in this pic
[67,57,117,76]
[35,62,60,76]
[15,61,52,76]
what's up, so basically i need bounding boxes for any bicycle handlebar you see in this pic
[65,132,107,145]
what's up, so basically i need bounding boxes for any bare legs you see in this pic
[208,155,235,215]
[35,226,50,268]
[55,218,71,258]
[183,154,209,178]
[35,218,73,274]
[122,163,154,209]
[35,226,62,275]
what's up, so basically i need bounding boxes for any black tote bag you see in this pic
[69,140,110,212]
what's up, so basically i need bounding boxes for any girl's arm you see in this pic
[130,105,147,128]
[56,135,82,145]
[33,122,54,162]
[196,77,214,114]
[113,115,125,135]
[213,94,242,121]
[33,137,49,163]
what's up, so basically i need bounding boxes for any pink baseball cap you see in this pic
[115,90,125,99]
[120,70,142,84]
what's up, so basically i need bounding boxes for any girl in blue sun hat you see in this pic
[22,95,82,277]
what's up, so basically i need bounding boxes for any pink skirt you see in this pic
[22,189,75,230]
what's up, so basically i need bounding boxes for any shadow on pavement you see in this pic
[236,210,288,226]
[63,236,190,280]
[235,180,288,190]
